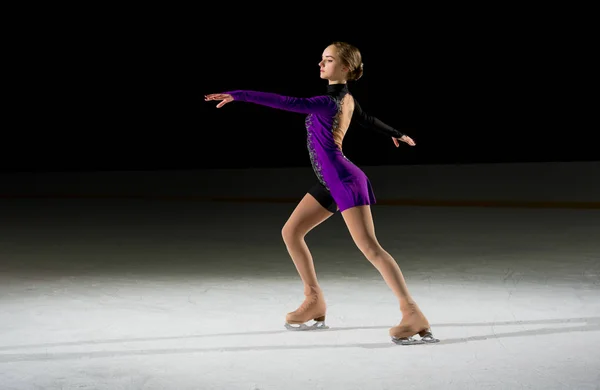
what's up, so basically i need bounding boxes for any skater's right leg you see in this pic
[281,192,335,327]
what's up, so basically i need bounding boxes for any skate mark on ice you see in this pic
[1,317,597,354]
[1,321,598,363]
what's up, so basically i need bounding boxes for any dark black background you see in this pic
[5,15,594,173]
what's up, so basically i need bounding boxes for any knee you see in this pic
[281,224,304,245]
[357,241,384,261]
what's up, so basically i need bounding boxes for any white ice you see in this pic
[0,199,599,389]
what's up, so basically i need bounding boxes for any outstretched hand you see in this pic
[204,93,234,108]
[392,135,416,147]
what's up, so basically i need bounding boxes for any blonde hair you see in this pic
[331,41,363,81]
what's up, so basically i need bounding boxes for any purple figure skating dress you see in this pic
[226,84,405,212]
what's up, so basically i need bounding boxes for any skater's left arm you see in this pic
[353,100,416,147]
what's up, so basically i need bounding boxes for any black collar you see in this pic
[326,83,349,99]
[326,83,349,94]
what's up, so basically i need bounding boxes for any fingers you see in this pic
[204,94,225,101]
[394,136,416,147]
[401,135,416,146]
[204,93,229,108]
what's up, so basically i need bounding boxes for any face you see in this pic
[319,45,348,81]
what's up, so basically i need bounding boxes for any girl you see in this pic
[205,41,438,345]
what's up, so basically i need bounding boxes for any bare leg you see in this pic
[341,205,434,340]
[282,193,335,325]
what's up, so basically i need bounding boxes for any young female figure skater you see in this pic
[205,41,438,345]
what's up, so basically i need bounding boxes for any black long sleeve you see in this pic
[352,99,405,138]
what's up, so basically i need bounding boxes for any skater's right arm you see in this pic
[205,90,337,116]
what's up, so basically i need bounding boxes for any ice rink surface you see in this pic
[1,198,599,389]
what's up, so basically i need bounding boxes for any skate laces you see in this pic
[295,294,319,313]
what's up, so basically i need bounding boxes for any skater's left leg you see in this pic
[341,205,436,342]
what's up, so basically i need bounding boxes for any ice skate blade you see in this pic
[284,321,328,331]
[391,336,425,345]
[419,331,440,343]
[391,331,440,345]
